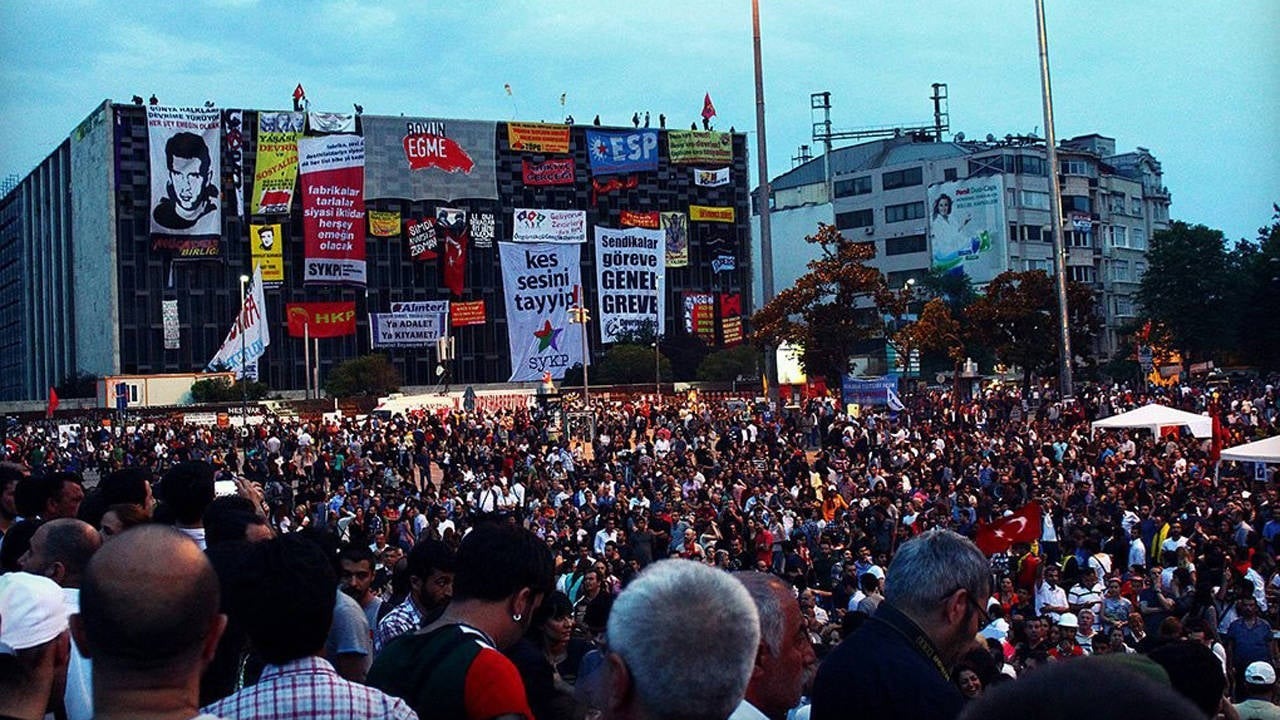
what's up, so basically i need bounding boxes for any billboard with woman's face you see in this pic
[928,175,1007,284]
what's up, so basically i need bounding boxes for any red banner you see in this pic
[522,157,575,186]
[720,293,742,346]
[620,210,660,229]
[974,502,1042,556]
[285,301,356,338]
[299,135,366,286]
[437,208,468,297]
[451,300,486,327]
[406,218,438,260]
[591,175,638,205]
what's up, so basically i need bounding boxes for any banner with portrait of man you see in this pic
[249,223,284,288]
[147,106,222,258]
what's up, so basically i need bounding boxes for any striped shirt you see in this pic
[202,656,417,720]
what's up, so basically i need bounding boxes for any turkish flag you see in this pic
[974,502,1042,556]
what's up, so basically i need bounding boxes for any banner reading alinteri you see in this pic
[666,130,732,165]
[507,123,571,153]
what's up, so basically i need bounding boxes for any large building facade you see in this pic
[0,102,752,401]
[755,132,1171,369]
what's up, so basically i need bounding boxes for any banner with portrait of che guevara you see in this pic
[147,106,222,259]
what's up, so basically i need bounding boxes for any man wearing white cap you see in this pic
[0,572,72,720]
[1235,661,1280,720]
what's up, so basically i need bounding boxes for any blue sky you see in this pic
[2,1,1276,243]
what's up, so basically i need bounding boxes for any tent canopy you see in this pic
[1090,403,1213,439]
[1221,435,1280,465]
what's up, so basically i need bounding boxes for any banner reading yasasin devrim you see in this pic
[499,242,583,382]
[251,112,303,214]
[148,106,221,258]
[363,116,497,201]
[299,135,366,287]
[594,226,665,344]
[666,130,732,165]
[927,175,1007,284]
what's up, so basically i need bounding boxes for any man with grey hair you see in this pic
[811,529,990,720]
[593,559,760,720]
[730,572,817,720]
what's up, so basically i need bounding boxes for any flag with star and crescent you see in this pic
[974,502,1042,556]
[499,241,585,382]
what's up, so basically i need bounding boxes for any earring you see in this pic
[512,613,523,623]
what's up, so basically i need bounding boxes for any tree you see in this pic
[1137,221,1233,367]
[696,345,760,382]
[894,298,967,400]
[967,270,1100,389]
[594,344,671,385]
[55,372,98,398]
[1228,205,1280,369]
[751,223,896,386]
[323,354,401,397]
[190,376,269,403]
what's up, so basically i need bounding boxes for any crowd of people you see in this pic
[0,372,1277,720]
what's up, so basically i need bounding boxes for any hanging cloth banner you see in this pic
[692,167,730,187]
[667,131,732,165]
[251,111,303,214]
[689,204,735,223]
[522,157,576,186]
[368,210,401,237]
[512,209,587,244]
[406,217,439,260]
[162,299,180,350]
[593,226,666,344]
[249,223,284,288]
[207,265,270,378]
[590,175,638,206]
[683,292,716,343]
[620,210,660,229]
[451,299,487,327]
[299,134,367,286]
[661,211,688,268]
[507,122,571,153]
[470,212,495,249]
[307,111,356,134]
[364,116,498,201]
[499,242,584,382]
[285,301,356,338]
[223,110,245,218]
[371,311,447,348]
[147,105,222,259]
[585,129,659,176]
[438,207,469,296]
[720,293,743,346]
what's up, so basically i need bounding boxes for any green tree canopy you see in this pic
[1137,221,1232,365]
[323,354,402,397]
[696,345,760,382]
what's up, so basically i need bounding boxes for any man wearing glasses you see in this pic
[811,529,991,720]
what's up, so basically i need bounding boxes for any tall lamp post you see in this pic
[752,0,779,407]
[238,273,249,426]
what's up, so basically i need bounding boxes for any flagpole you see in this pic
[752,0,779,408]
[304,321,312,400]
[313,338,320,399]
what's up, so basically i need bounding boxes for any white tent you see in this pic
[1220,435,1280,465]
[1090,403,1213,439]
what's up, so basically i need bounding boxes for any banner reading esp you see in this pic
[666,130,732,165]
[299,134,366,286]
[249,223,284,288]
[585,129,658,176]
[147,106,222,259]
[364,116,497,201]
[594,226,665,344]
[251,111,303,215]
[499,242,583,382]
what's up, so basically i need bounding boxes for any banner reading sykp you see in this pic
[207,265,270,378]
[250,223,284,288]
[147,106,222,258]
[512,209,587,244]
[251,111,303,215]
[499,242,583,381]
[594,226,665,344]
[299,134,366,286]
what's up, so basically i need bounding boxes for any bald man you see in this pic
[69,525,227,720]
[20,519,102,720]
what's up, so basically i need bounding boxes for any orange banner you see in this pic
[620,210,660,229]
[451,299,486,327]
[507,123,571,153]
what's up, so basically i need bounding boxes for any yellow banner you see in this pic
[250,112,303,215]
[667,130,732,165]
[507,123,571,154]
[689,205,735,223]
[250,223,284,285]
[368,210,401,237]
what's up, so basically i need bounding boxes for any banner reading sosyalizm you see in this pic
[927,175,1007,284]
[251,111,303,215]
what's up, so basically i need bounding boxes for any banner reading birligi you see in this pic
[661,211,688,268]
[250,223,284,288]
[512,209,587,244]
[499,242,583,382]
[251,111,303,215]
[594,226,665,344]
[148,106,222,259]
[522,157,575,186]
[666,130,732,165]
[363,116,498,201]
[299,134,366,286]
[507,123,571,153]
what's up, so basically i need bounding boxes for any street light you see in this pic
[569,284,590,408]
[238,273,249,427]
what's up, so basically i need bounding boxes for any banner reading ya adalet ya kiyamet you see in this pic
[927,175,1007,284]
[499,242,584,382]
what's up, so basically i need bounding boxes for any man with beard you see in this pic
[340,544,383,633]
[374,538,456,654]
[153,132,218,231]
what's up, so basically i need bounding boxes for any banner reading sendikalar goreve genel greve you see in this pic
[299,134,366,287]
[499,242,584,382]
[594,226,665,344]
[147,105,222,259]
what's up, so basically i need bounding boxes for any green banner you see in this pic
[666,130,732,165]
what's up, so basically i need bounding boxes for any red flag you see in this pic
[293,84,306,102]
[701,93,717,120]
[46,387,59,419]
[285,302,356,338]
[1210,408,1224,464]
[974,502,1042,556]
[437,209,468,297]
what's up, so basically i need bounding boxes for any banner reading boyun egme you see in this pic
[364,116,497,201]
[147,106,222,258]
[594,226,665,344]
[928,175,1007,284]
[499,242,583,382]
[299,135,366,286]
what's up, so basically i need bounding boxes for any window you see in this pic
[1021,190,1051,210]
[943,168,958,181]
[1109,192,1126,214]
[1066,230,1092,248]
[1131,227,1146,250]
[885,201,926,223]
[968,156,1007,176]
[1025,259,1051,272]
[1017,155,1047,176]
[1134,261,1147,280]
[1062,195,1092,213]
[836,209,874,229]
[1131,198,1143,217]
[834,176,872,198]
[1111,259,1131,283]
[881,167,923,190]
[1068,266,1094,284]
[1061,159,1089,176]
[1114,296,1134,317]
[887,269,928,290]
[885,234,927,256]
[1110,226,1128,248]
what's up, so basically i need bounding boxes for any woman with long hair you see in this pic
[506,592,578,720]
